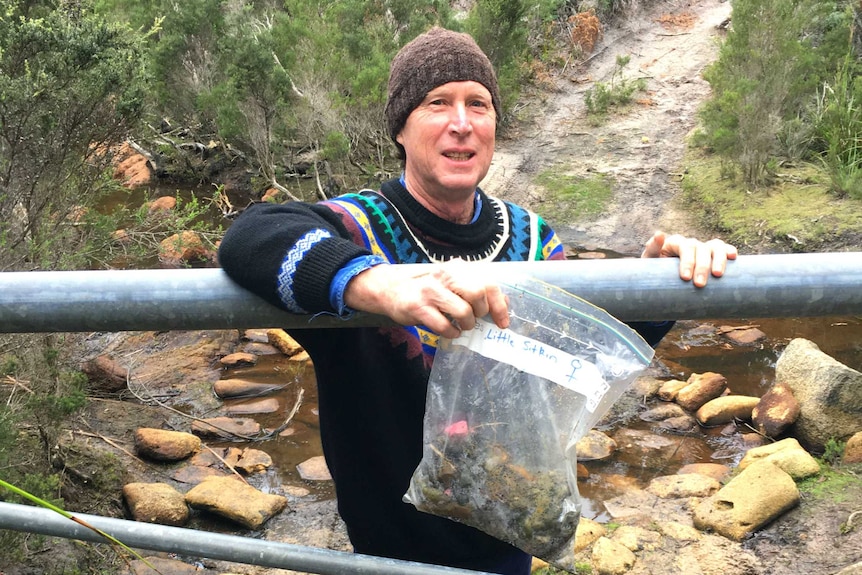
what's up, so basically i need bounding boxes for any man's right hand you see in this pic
[344,261,509,339]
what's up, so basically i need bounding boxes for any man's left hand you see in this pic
[641,231,738,287]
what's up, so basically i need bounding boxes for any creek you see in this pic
[127,183,862,521]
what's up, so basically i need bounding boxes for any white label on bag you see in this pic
[450,318,609,412]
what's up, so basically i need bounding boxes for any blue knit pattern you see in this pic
[277,228,332,313]
[502,202,534,261]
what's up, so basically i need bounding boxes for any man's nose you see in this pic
[449,103,472,133]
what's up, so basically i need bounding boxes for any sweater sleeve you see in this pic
[218,201,372,314]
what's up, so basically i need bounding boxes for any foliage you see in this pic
[679,147,862,251]
[584,55,647,121]
[821,438,847,465]
[697,0,857,186]
[0,0,149,272]
[810,47,862,199]
[465,0,529,114]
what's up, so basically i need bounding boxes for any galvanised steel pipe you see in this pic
[0,502,493,575]
[0,252,860,333]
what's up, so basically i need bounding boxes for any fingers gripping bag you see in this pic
[403,276,655,572]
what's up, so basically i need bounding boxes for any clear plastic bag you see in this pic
[403,276,655,571]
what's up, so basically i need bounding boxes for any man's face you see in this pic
[396,81,496,201]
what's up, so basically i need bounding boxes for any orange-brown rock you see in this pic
[134,428,201,461]
[80,354,128,392]
[122,482,189,526]
[159,231,213,266]
[676,372,728,412]
[752,382,800,438]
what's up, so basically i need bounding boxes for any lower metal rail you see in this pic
[0,502,493,575]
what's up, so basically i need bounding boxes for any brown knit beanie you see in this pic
[385,27,501,156]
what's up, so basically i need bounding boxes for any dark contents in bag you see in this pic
[411,418,578,559]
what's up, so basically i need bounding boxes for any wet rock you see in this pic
[243,342,280,355]
[113,143,152,188]
[676,372,728,412]
[122,482,189,526]
[678,463,731,482]
[185,476,288,529]
[738,437,820,480]
[752,382,800,438]
[159,231,214,267]
[646,473,720,498]
[657,414,698,433]
[236,447,273,474]
[134,428,201,462]
[289,349,312,364]
[574,517,607,552]
[170,465,226,484]
[225,397,280,415]
[213,378,285,398]
[297,455,332,481]
[191,416,261,439]
[639,403,687,422]
[576,463,589,479]
[80,354,128,392]
[658,379,688,401]
[719,325,767,345]
[844,431,862,464]
[693,460,800,541]
[611,525,662,552]
[774,338,862,450]
[629,375,664,399]
[695,395,759,427]
[267,328,304,357]
[591,536,636,575]
[657,521,702,542]
[218,352,257,367]
[575,429,617,461]
[147,196,176,213]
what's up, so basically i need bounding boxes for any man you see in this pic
[218,26,736,575]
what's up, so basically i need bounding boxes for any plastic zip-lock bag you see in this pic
[404,276,654,572]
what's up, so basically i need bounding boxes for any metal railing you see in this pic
[0,252,861,573]
[1,253,862,333]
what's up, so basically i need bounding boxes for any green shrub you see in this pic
[584,55,646,120]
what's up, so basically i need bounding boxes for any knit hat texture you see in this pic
[385,27,501,147]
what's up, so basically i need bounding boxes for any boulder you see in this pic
[236,447,274,475]
[576,429,617,461]
[267,329,303,357]
[134,428,201,462]
[225,398,280,415]
[695,395,760,427]
[191,417,261,439]
[122,482,189,526]
[774,338,862,449]
[676,372,728,412]
[719,325,767,345]
[678,463,731,483]
[752,382,800,438]
[147,196,176,213]
[296,455,332,481]
[218,353,258,367]
[639,403,688,422]
[591,536,636,575]
[693,460,800,541]
[159,231,213,267]
[80,354,128,392]
[213,378,284,398]
[657,415,698,433]
[658,379,688,402]
[185,476,287,529]
[738,437,820,480]
[844,431,862,464]
[611,525,662,552]
[646,473,721,498]
[574,517,607,552]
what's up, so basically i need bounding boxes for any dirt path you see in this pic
[483,0,733,255]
